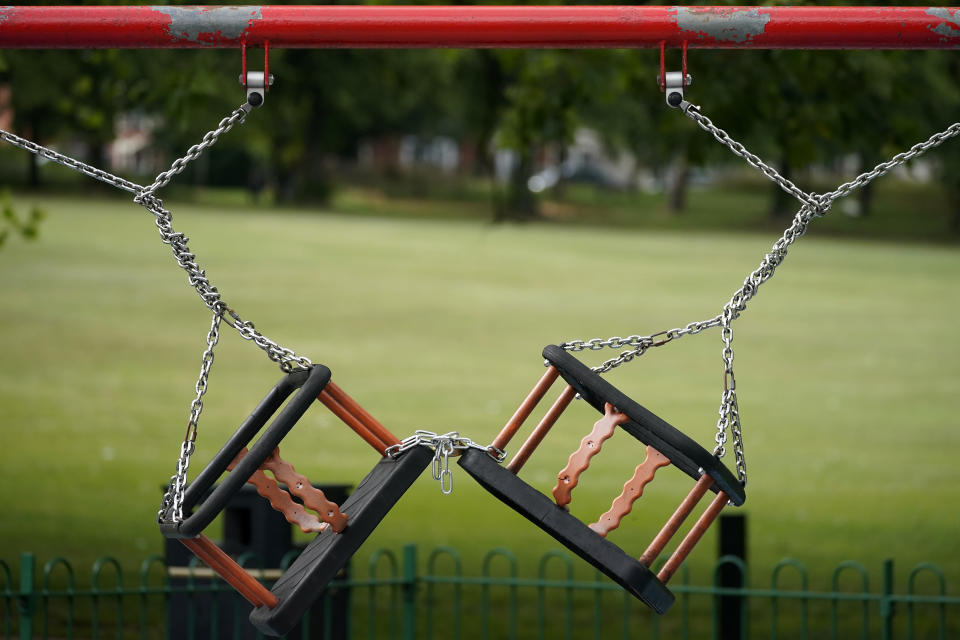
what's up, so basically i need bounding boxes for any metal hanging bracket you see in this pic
[658,41,692,109]
[240,41,274,109]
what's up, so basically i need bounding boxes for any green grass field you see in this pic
[1,189,958,602]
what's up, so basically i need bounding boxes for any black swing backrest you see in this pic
[160,366,332,539]
[462,344,746,597]
[542,345,746,507]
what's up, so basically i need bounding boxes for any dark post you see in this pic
[401,544,418,640]
[18,552,34,640]
[880,558,894,640]
[718,513,746,640]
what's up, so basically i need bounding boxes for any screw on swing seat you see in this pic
[158,365,434,638]
[458,345,745,614]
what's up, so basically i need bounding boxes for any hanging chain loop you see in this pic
[385,430,506,495]
[563,103,960,486]
[136,104,251,199]
[0,129,143,194]
[1,100,315,524]
[157,309,222,523]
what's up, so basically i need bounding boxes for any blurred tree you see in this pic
[493,49,619,220]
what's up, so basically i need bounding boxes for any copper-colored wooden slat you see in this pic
[180,537,264,607]
[657,490,729,584]
[492,366,561,452]
[181,535,279,608]
[228,447,327,533]
[324,381,401,448]
[506,384,577,474]
[639,474,715,567]
[318,389,390,454]
[589,445,670,536]
[553,403,628,507]
[229,446,349,533]
[261,448,349,532]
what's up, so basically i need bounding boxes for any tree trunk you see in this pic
[857,154,875,217]
[551,145,568,200]
[666,151,690,214]
[769,157,794,218]
[857,180,874,218]
[496,147,538,222]
[27,149,39,188]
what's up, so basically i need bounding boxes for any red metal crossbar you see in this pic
[0,6,958,50]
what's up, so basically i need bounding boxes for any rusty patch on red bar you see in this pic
[672,6,770,44]
[150,6,262,45]
[926,8,960,40]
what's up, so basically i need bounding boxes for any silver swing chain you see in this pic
[2,95,314,523]
[562,89,960,486]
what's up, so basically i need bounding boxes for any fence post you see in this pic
[880,558,894,640]
[718,514,746,640]
[402,544,418,640]
[18,553,34,640]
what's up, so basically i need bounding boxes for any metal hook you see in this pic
[240,41,274,108]
[658,40,692,108]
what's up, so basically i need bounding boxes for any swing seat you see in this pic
[249,444,433,635]
[458,345,745,613]
[159,366,431,637]
[459,447,675,611]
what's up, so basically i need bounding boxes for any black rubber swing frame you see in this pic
[158,365,433,637]
[457,345,746,614]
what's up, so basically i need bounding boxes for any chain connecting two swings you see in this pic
[386,431,505,494]
[562,50,960,487]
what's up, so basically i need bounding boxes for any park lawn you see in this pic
[1,191,958,603]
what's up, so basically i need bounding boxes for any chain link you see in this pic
[1,104,314,524]
[564,103,960,486]
[0,129,143,194]
[385,430,506,494]
[138,105,252,198]
[157,309,222,523]
[682,104,825,213]
[224,308,314,373]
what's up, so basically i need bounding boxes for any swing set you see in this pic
[2,5,959,636]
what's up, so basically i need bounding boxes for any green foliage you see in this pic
[0,191,44,249]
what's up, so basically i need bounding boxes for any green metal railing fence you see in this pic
[3,546,958,639]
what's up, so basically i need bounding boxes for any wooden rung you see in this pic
[639,474,714,567]
[181,535,279,609]
[318,389,390,455]
[492,366,561,452]
[657,490,729,584]
[324,381,401,448]
[506,384,577,474]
